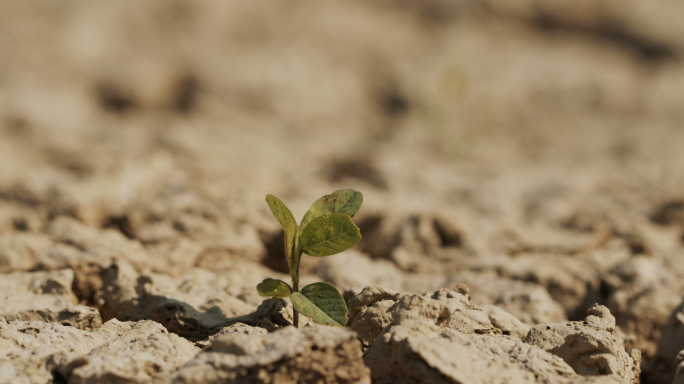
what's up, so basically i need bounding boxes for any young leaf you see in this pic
[300,213,361,257]
[265,194,296,231]
[284,214,300,284]
[300,189,363,231]
[256,278,292,298]
[266,194,300,279]
[290,282,348,326]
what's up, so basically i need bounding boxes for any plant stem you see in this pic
[292,281,299,328]
[291,248,302,329]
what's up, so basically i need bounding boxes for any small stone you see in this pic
[454,284,469,295]
[585,304,616,333]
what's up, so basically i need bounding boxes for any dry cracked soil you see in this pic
[2,1,684,383]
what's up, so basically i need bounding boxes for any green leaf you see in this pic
[265,194,296,231]
[290,282,348,326]
[284,214,300,284]
[265,194,300,281]
[300,190,363,231]
[300,213,361,257]
[256,278,292,298]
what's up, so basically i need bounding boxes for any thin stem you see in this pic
[292,281,299,328]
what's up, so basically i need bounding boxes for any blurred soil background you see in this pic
[2,1,684,382]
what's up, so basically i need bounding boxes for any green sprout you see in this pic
[257,189,363,328]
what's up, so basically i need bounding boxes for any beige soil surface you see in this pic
[2,1,684,383]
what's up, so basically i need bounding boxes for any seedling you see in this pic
[257,189,363,328]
